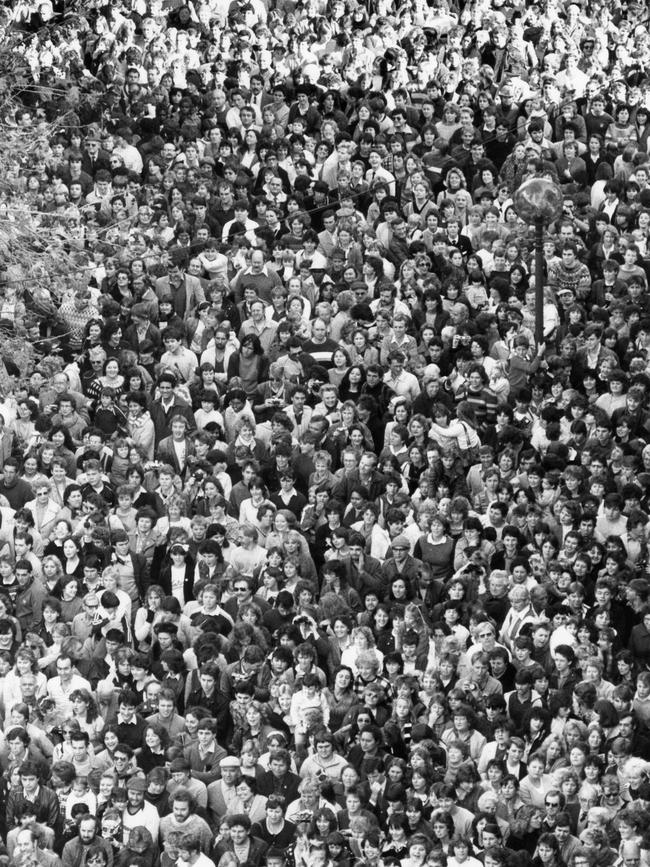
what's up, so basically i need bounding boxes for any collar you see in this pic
[245,264,269,276]
[117,713,137,725]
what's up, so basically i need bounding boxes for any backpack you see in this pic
[458,420,481,466]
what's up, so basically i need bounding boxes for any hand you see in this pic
[537,342,546,356]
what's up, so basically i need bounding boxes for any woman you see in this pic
[384,696,417,760]
[431,809,455,854]
[62,537,84,579]
[60,576,84,623]
[59,485,85,532]
[233,775,267,824]
[140,723,169,773]
[228,334,269,397]
[441,703,487,762]
[340,626,384,676]
[325,665,359,732]
[11,399,39,454]
[126,392,155,461]
[133,584,165,650]
[347,331,378,368]
[33,555,60,601]
[327,618,354,670]
[428,401,481,467]
[68,688,105,747]
[414,514,455,582]
[159,544,195,606]
[231,701,274,755]
[532,833,566,867]
[2,647,47,712]
[88,358,125,404]
[49,427,78,477]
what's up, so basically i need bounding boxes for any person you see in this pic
[3,4,650,867]
[212,814,268,867]
[61,814,114,867]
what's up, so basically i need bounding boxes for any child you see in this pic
[65,774,97,821]
[289,673,330,748]
[94,387,126,437]
[108,486,138,535]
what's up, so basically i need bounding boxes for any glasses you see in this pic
[479,632,494,638]
[545,801,560,806]
[234,586,249,592]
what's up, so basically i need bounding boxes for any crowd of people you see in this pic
[2,2,650,867]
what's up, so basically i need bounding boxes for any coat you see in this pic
[156,435,196,476]
[155,273,205,318]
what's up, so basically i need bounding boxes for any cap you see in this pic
[220,756,241,769]
[126,776,147,792]
[391,535,410,550]
[153,621,178,635]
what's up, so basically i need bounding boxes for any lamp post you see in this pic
[513,177,563,347]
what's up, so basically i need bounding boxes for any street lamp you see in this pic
[513,177,563,347]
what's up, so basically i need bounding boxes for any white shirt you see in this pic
[47,674,92,724]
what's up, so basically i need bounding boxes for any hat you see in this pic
[220,756,241,769]
[275,589,295,609]
[313,180,329,194]
[153,620,178,635]
[391,535,410,550]
[126,776,147,792]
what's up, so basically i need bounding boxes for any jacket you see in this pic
[156,435,196,476]
[155,273,205,318]
[15,576,46,633]
[62,835,114,867]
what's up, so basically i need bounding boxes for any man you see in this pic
[383,351,420,402]
[59,288,100,354]
[239,299,278,354]
[212,814,268,867]
[156,414,195,477]
[110,529,149,611]
[301,319,340,370]
[258,748,301,803]
[6,760,60,830]
[160,326,198,383]
[184,718,227,784]
[380,533,422,590]
[176,832,216,867]
[14,559,46,634]
[155,249,205,319]
[149,373,195,443]
[146,688,187,740]
[61,814,113,867]
[12,826,60,867]
[0,457,33,509]
[107,689,147,752]
[206,755,242,824]
[231,249,282,303]
[46,654,92,725]
[121,776,160,840]
[159,788,213,852]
